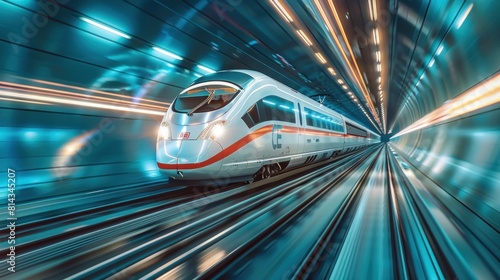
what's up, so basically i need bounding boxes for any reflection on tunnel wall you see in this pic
[392,106,500,228]
[1,107,163,202]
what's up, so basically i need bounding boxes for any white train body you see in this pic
[157,70,379,181]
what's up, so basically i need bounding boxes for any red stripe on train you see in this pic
[157,125,368,170]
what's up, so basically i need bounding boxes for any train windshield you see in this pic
[173,82,240,114]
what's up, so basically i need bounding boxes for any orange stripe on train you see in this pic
[157,125,366,170]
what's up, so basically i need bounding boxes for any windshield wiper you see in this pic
[187,87,216,116]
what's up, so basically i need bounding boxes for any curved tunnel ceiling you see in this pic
[1,0,499,135]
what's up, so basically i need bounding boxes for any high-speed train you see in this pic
[157,70,379,182]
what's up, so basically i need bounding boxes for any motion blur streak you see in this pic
[313,0,381,128]
[393,72,500,138]
[327,0,381,124]
[0,89,165,116]
[0,96,51,105]
[0,80,169,110]
[17,78,171,106]
[80,17,132,39]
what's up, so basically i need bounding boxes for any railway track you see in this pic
[67,147,378,279]
[0,146,377,279]
[2,144,498,279]
[198,143,382,280]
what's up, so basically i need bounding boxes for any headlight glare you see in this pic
[157,122,171,141]
[198,121,226,141]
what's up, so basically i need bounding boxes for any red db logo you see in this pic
[178,132,190,139]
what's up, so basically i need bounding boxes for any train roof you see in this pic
[190,69,267,88]
[218,69,269,79]
[194,70,379,136]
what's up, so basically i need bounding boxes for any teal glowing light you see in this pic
[197,64,216,73]
[80,17,131,39]
[263,100,276,105]
[153,46,183,60]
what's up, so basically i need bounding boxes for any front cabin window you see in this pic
[173,82,240,114]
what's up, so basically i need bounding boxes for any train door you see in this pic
[341,116,347,152]
[272,99,299,157]
[296,103,305,154]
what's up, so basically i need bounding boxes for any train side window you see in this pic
[260,99,273,121]
[305,112,313,126]
[309,114,314,127]
[242,113,253,127]
[304,107,343,133]
[242,103,258,127]
[248,103,260,123]
[285,105,296,123]
[346,122,368,137]
[260,95,295,123]
[242,95,295,128]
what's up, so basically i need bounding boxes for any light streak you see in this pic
[314,0,382,129]
[0,81,168,110]
[80,17,131,39]
[270,0,294,22]
[456,3,473,29]
[153,47,183,60]
[197,65,216,73]
[8,78,170,106]
[315,52,327,64]
[0,90,165,116]
[296,29,313,46]
[393,72,500,138]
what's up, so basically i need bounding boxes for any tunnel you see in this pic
[1,0,499,279]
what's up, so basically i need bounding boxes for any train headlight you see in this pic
[198,121,226,141]
[157,122,171,141]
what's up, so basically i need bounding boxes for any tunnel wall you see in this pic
[391,106,500,228]
[390,1,500,228]
[1,105,164,202]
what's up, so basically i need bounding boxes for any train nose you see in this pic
[157,140,223,179]
[156,140,182,169]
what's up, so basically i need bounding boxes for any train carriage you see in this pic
[157,70,379,182]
